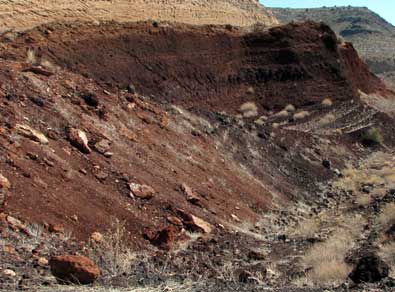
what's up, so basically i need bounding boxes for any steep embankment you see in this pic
[0,0,278,31]
[0,21,387,246]
[271,6,395,75]
[2,21,383,113]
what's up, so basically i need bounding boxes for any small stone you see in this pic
[95,171,108,182]
[90,232,103,243]
[2,269,16,278]
[6,216,26,230]
[129,182,155,199]
[0,174,11,191]
[49,223,64,234]
[231,214,241,222]
[37,257,49,266]
[16,124,48,144]
[127,84,136,94]
[67,128,91,154]
[180,183,201,206]
[167,216,183,227]
[94,139,111,155]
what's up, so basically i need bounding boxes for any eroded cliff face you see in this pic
[0,0,278,31]
[6,21,382,113]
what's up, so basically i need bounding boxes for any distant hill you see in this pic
[271,6,395,75]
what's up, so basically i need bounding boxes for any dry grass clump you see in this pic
[290,218,321,239]
[378,203,395,229]
[300,231,353,287]
[26,49,38,65]
[239,102,258,118]
[254,115,267,126]
[293,110,310,121]
[275,109,289,118]
[318,113,336,127]
[88,219,136,279]
[354,193,372,207]
[284,104,296,112]
[321,98,333,107]
[294,215,365,287]
[379,243,395,269]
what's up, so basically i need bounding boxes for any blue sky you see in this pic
[262,1,395,25]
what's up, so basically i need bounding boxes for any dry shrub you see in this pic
[239,102,258,118]
[284,104,296,112]
[295,215,365,287]
[293,110,310,121]
[354,194,372,207]
[299,231,353,287]
[362,127,384,145]
[88,219,136,279]
[321,98,333,107]
[26,49,38,65]
[378,203,395,229]
[318,113,336,126]
[291,218,321,239]
[379,243,395,268]
[254,115,267,126]
[275,110,289,118]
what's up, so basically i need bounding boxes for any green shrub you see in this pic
[362,127,383,145]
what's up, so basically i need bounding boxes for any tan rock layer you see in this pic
[0,0,278,31]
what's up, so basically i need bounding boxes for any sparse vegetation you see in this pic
[378,203,395,230]
[254,115,267,126]
[284,104,296,112]
[290,218,320,239]
[354,193,372,207]
[362,127,384,145]
[293,110,310,120]
[239,102,258,118]
[26,49,38,65]
[88,219,136,279]
[275,110,289,118]
[321,98,333,107]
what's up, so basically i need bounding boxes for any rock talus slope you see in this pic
[0,0,278,31]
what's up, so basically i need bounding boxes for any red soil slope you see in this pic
[0,21,386,246]
[2,21,383,114]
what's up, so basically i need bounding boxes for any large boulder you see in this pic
[49,255,100,284]
[349,252,389,283]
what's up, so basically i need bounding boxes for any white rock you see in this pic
[16,124,48,144]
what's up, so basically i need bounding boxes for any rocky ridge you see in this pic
[271,6,395,75]
[0,0,278,32]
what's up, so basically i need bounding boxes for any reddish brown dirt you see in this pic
[1,21,384,114]
[0,21,390,249]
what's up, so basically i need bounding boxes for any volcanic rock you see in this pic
[129,182,155,199]
[349,252,389,283]
[16,124,49,145]
[67,128,91,154]
[180,183,202,206]
[176,209,212,233]
[49,255,100,284]
[144,226,179,250]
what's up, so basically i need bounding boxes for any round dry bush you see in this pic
[275,110,289,118]
[284,104,296,112]
[239,102,258,118]
[321,98,333,107]
[293,111,310,120]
